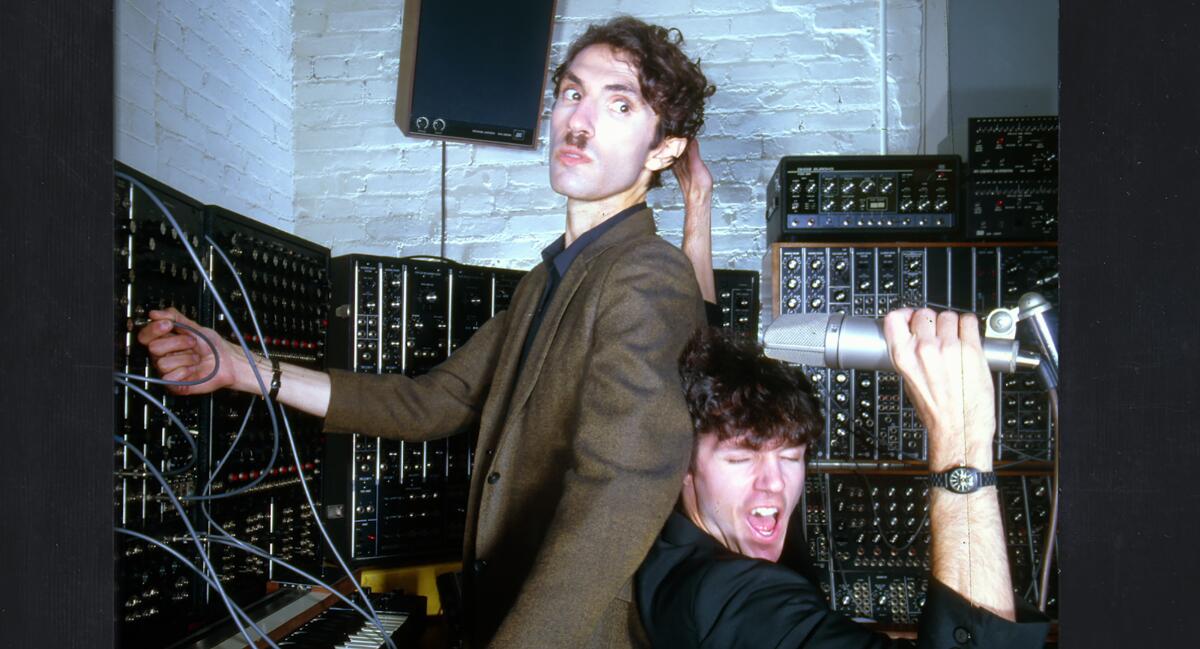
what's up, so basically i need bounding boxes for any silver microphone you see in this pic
[762,312,1041,373]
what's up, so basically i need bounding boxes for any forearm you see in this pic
[681,195,715,303]
[233,353,331,418]
[928,429,1015,621]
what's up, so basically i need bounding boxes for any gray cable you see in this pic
[113,377,198,477]
[114,527,277,647]
[114,320,221,387]
[117,173,393,647]
[114,435,279,649]
[204,233,396,649]
[204,534,392,640]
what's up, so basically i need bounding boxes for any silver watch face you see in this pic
[948,467,977,493]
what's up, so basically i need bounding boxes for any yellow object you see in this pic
[360,561,462,616]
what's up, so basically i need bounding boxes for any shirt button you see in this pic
[486,448,495,457]
[473,559,487,574]
[487,472,500,484]
[953,627,972,643]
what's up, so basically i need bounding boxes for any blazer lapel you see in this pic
[502,208,658,425]
[475,264,546,454]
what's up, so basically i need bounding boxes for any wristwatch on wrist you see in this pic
[929,466,996,494]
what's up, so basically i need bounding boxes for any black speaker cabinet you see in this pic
[394,0,558,148]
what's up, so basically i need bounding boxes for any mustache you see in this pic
[564,130,589,149]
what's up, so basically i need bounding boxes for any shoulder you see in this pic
[639,519,829,647]
[591,235,699,300]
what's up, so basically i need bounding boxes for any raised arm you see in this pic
[675,139,715,303]
[883,308,1016,621]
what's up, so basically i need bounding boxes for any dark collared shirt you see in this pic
[636,512,1050,649]
[517,202,647,372]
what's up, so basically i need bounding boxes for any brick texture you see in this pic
[118,1,934,268]
[115,0,294,230]
[294,0,930,270]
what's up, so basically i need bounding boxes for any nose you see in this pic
[566,97,595,138]
[754,457,785,494]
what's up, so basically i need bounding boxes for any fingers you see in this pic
[882,308,915,344]
[156,350,202,375]
[958,312,982,348]
[137,307,190,345]
[910,307,938,339]
[146,332,197,358]
[935,310,959,341]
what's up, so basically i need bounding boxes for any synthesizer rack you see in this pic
[768,241,1059,622]
[324,256,527,564]
[203,206,331,602]
[712,268,760,339]
[966,116,1059,241]
[114,164,333,649]
[115,167,210,648]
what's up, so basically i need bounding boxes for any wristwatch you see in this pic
[929,466,996,494]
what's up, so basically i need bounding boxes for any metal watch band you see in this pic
[929,466,997,493]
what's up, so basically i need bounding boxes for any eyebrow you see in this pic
[561,72,642,99]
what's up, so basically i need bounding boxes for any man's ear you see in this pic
[645,136,688,172]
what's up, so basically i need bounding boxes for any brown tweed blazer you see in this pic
[323,208,705,648]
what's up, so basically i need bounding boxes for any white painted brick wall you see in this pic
[115,0,295,231]
[293,0,935,271]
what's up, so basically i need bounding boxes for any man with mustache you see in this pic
[637,315,1050,648]
[138,16,717,649]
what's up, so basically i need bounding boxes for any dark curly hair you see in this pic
[679,327,824,452]
[552,16,716,188]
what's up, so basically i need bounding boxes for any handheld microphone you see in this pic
[762,312,1041,373]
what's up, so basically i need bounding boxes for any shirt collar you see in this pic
[539,202,647,278]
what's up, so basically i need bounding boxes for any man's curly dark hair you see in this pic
[679,327,824,451]
[552,15,716,188]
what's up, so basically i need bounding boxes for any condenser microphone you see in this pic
[762,312,1041,373]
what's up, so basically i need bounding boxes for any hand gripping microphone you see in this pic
[762,312,1042,373]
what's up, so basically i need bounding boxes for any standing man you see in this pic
[139,16,716,649]
[637,314,1050,648]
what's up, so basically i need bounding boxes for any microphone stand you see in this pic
[1018,292,1060,613]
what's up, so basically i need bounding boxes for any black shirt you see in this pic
[636,512,1050,649]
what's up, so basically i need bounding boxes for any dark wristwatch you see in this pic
[929,466,996,494]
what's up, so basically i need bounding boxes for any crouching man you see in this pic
[636,310,1050,648]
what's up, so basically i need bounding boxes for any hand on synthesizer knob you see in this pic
[137,307,239,396]
[882,308,996,468]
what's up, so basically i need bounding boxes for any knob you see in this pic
[415,116,429,130]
